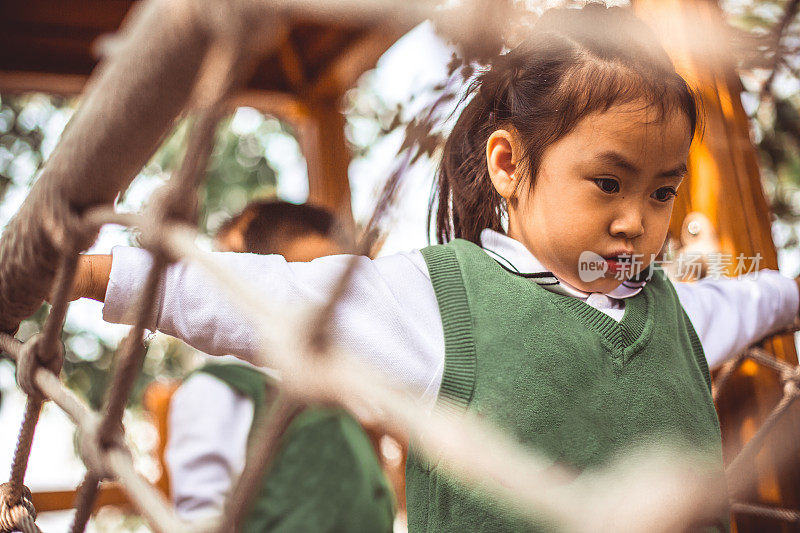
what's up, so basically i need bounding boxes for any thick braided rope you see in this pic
[731,502,800,524]
[0,182,97,333]
[6,400,42,506]
[4,241,76,518]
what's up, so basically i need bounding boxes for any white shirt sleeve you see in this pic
[673,270,799,369]
[165,373,253,520]
[103,246,444,399]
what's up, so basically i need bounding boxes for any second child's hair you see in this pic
[216,200,344,255]
[433,3,700,244]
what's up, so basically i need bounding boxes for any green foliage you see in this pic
[720,0,800,251]
[132,112,283,235]
[0,94,70,201]
[201,116,281,233]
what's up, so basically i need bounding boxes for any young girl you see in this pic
[72,4,800,531]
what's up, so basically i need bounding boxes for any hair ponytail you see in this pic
[435,93,501,243]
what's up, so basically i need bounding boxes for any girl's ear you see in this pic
[486,129,521,200]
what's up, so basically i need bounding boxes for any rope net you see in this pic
[0,0,798,531]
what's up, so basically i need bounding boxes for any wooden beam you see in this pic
[0,0,131,31]
[0,73,311,129]
[310,29,406,99]
[0,70,88,95]
[278,39,308,93]
[226,89,310,127]
[31,483,130,513]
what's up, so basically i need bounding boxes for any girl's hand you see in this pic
[52,254,112,303]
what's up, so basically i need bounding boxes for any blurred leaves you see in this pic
[0,94,290,411]
[121,109,282,236]
[724,0,800,250]
[0,94,71,204]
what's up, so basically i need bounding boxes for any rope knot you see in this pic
[782,365,800,385]
[41,189,98,257]
[785,380,800,399]
[77,419,128,480]
[0,482,36,533]
[15,333,64,400]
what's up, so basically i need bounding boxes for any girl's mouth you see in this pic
[604,255,633,274]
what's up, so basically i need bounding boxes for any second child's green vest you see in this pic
[406,239,726,532]
[195,363,395,533]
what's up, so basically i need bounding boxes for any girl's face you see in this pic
[490,102,691,293]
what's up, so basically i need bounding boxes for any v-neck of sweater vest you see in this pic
[491,254,655,361]
[428,240,657,369]
[548,287,653,355]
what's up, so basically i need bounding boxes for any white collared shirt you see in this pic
[105,231,798,518]
[479,229,642,322]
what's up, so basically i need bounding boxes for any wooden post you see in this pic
[300,96,354,221]
[142,380,181,499]
[634,1,800,530]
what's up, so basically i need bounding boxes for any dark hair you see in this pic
[433,3,700,244]
[216,200,343,255]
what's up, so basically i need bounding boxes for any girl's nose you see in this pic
[609,207,645,240]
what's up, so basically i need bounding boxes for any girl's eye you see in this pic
[592,178,620,194]
[651,187,678,203]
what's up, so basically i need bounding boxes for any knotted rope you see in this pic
[0,483,40,533]
[14,334,64,402]
[2,206,87,532]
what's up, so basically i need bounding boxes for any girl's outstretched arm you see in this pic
[70,248,800,393]
[674,271,800,368]
[94,246,445,401]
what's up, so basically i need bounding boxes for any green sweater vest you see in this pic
[195,363,395,533]
[406,239,725,532]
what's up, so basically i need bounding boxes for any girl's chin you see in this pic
[564,275,624,294]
